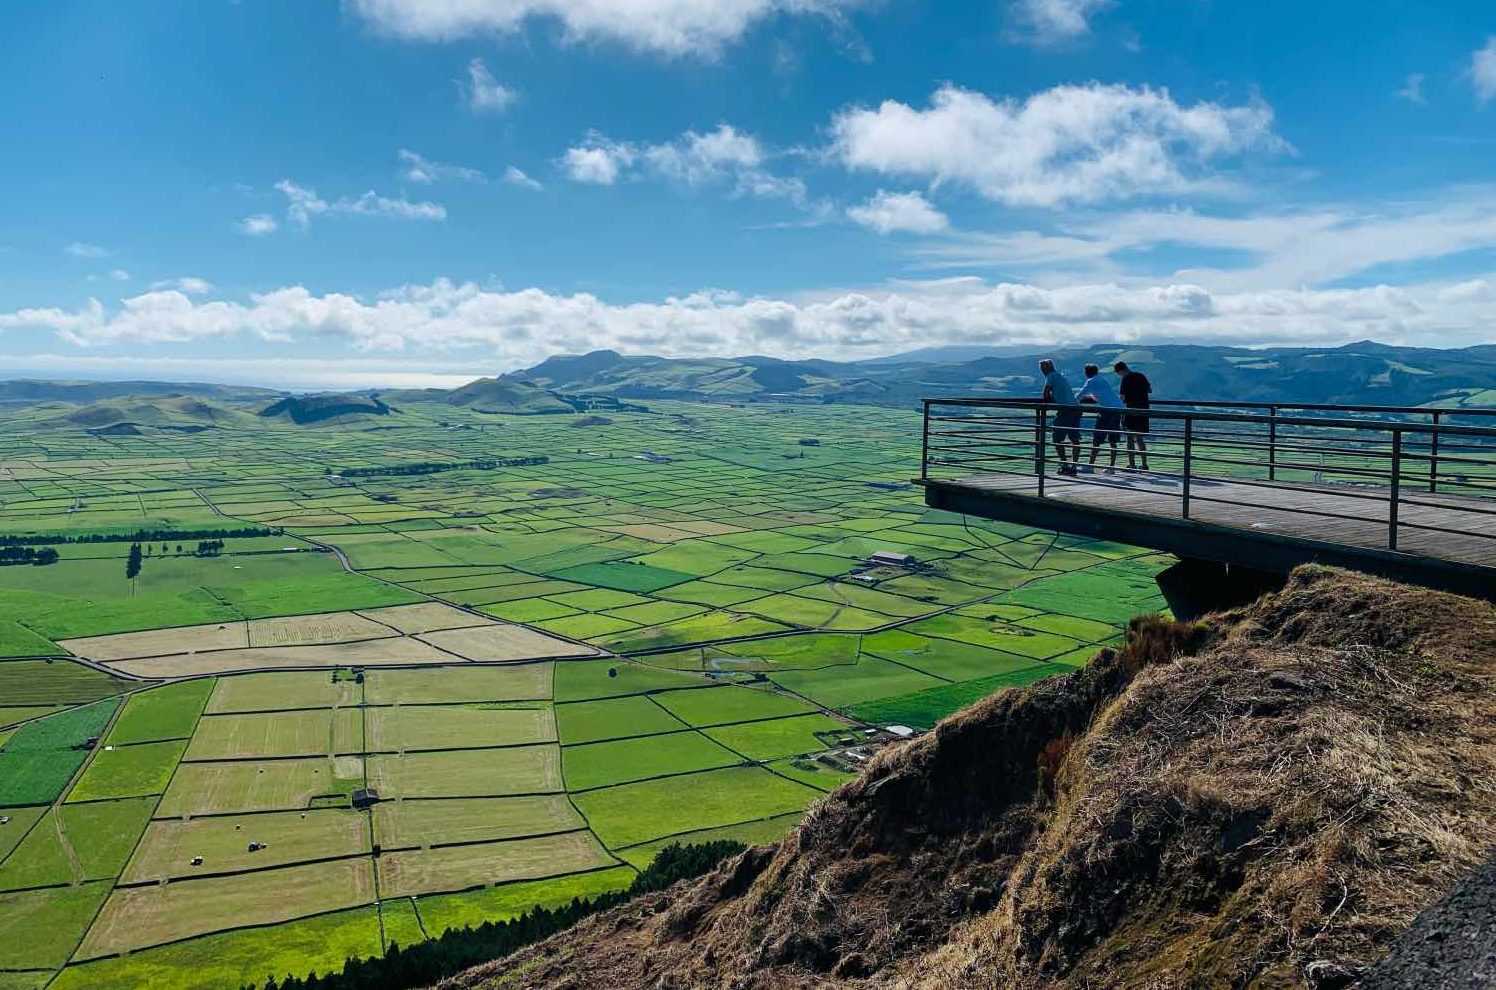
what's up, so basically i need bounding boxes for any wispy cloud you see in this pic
[274,180,446,228]
[150,277,214,295]
[912,189,1496,294]
[65,242,109,258]
[1396,73,1427,105]
[561,124,806,203]
[462,58,516,114]
[238,214,279,237]
[398,148,486,184]
[1473,37,1496,105]
[503,166,544,190]
[1008,0,1112,45]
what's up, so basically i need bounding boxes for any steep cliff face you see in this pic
[439,567,1496,990]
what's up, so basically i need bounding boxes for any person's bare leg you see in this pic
[1068,439,1081,465]
[1137,436,1149,471]
[1125,435,1137,469]
[1089,435,1102,466]
[1107,436,1119,470]
[1052,440,1068,471]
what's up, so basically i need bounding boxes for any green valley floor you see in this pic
[0,399,1170,988]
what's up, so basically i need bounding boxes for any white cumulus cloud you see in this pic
[847,190,950,235]
[463,58,517,113]
[561,141,633,185]
[349,0,858,58]
[831,82,1285,208]
[1,274,1484,364]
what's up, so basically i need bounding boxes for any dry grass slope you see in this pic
[435,566,1496,990]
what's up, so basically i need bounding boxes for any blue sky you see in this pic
[1,0,1494,387]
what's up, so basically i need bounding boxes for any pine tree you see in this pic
[125,542,143,580]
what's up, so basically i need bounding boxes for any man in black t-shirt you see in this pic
[1113,361,1151,470]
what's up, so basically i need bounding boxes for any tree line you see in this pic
[0,545,59,566]
[0,526,272,547]
[243,841,746,990]
[333,456,549,479]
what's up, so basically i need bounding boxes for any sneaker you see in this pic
[1104,467,1117,475]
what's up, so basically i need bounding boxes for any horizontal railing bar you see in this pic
[924,399,1496,438]
[927,394,1496,419]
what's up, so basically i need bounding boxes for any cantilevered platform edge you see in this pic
[920,478,1496,602]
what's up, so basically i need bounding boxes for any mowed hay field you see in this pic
[0,399,1170,987]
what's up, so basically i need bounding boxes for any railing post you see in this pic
[1428,410,1440,494]
[1036,407,1047,498]
[1182,416,1193,520]
[1268,405,1278,482]
[1389,428,1402,551]
[919,401,931,482]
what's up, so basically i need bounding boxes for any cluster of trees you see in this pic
[125,539,228,579]
[333,456,549,479]
[244,841,746,990]
[0,545,59,566]
[0,526,271,547]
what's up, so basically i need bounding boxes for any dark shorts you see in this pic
[1093,411,1123,441]
[1052,409,1082,445]
[1124,411,1150,434]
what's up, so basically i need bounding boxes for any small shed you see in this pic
[868,550,915,568]
[351,787,381,809]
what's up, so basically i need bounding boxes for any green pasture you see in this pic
[0,398,1175,986]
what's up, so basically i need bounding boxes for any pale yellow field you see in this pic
[417,624,595,661]
[356,601,487,635]
[78,858,376,958]
[63,621,249,661]
[600,523,705,543]
[186,708,364,760]
[246,611,395,647]
[109,638,457,678]
[376,831,614,898]
[206,671,358,714]
[363,664,551,704]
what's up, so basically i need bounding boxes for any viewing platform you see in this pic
[918,397,1496,600]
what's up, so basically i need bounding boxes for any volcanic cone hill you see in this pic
[438,567,1496,990]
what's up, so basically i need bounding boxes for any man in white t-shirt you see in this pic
[1076,363,1124,474]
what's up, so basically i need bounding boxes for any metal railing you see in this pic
[919,397,1496,556]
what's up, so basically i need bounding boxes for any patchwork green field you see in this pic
[0,399,1170,988]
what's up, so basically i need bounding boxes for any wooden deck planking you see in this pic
[936,469,1496,570]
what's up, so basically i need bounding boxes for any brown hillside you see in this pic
[438,567,1496,990]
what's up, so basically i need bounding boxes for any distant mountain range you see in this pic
[512,341,1496,410]
[3,341,1493,432]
